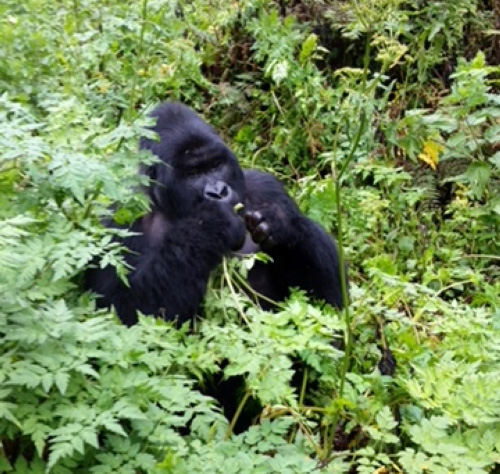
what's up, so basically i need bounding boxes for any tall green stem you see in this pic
[336,111,366,390]
[323,32,371,461]
[72,0,80,32]
[225,391,251,439]
[127,0,149,115]
[116,0,148,153]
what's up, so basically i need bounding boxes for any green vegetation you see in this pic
[1,0,499,472]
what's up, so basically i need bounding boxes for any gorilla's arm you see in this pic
[86,202,245,326]
[243,170,345,310]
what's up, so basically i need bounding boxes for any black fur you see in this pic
[243,170,344,309]
[86,102,345,327]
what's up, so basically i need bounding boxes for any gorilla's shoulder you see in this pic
[244,169,283,187]
[244,170,289,203]
[149,101,197,121]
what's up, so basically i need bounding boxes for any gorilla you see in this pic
[86,102,345,326]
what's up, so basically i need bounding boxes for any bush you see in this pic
[1,0,499,472]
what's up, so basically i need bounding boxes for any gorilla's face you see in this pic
[152,147,245,219]
[140,103,245,220]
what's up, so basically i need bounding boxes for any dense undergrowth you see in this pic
[1,0,499,472]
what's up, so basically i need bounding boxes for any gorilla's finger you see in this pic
[252,221,270,244]
[260,234,275,249]
[245,210,263,231]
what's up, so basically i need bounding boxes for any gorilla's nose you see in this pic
[204,180,233,202]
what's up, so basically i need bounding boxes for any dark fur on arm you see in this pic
[244,170,345,309]
[86,202,245,326]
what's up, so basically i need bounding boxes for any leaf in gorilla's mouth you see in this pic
[233,202,244,213]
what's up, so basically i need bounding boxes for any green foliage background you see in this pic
[0,0,499,472]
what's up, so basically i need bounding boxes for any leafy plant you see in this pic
[1,0,499,472]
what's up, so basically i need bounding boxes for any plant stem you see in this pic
[324,113,366,460]
[127,0,148,115]
[289,367,308,443]
[72,0,79,33]
[225,390,251,439]
[115,0,149,153]
[323,31,371,461]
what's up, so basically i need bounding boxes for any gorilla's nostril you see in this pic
[205,181,232,201]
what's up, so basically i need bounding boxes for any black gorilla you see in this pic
[86,102,345,326]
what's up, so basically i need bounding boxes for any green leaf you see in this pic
[464,162,491,199]
[271,60,289,85]
[102,418,127,437]
[398,236,415,252]
[0,401,21,426]
[489,151,500,169]
[376,406,398,431]
[41,373,53,393]
[299,33,318,64]
[80,427,100,449]
[54,371,69,395]
[47,441,74,471]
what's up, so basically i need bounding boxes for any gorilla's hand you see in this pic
[245,203,298,250]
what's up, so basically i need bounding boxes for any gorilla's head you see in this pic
[140,103,245,220]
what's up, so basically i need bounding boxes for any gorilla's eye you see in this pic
[211,156,224,167]
[185,168,202,177]
[184,157,224,177]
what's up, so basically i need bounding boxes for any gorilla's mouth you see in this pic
[231,233,260,256]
